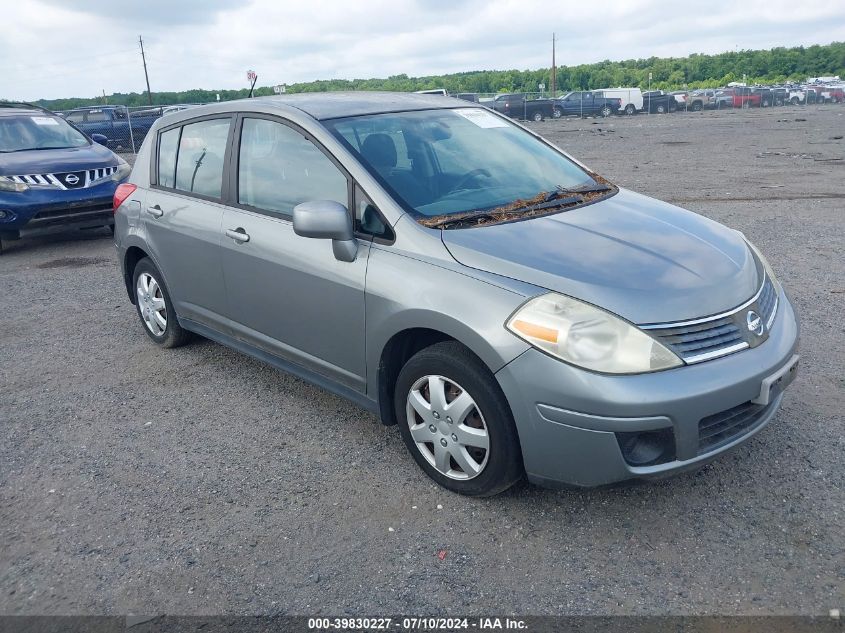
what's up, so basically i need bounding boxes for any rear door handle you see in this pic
[146,205,163,218]
[225,228,250,243]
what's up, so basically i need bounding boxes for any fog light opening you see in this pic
[617,428,676,467]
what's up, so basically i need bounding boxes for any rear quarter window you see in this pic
[157,127,180,188]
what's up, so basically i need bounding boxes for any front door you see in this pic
[220,116,369,390]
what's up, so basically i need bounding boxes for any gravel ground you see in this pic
[0,105,843,616]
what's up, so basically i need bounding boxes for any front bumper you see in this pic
[0,180,120,238]
[495,288,800,488]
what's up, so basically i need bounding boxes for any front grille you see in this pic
[643,273,778,364]
[698,399,776,454]
[647,317,743,360]
[7,166,117,190]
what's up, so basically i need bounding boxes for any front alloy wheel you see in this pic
[406,375,489,480]
[394,341,523,496]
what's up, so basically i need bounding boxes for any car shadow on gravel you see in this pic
[0,227,113,256]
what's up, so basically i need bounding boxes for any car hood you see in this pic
[0,144,118,175]
[441,188,760,324]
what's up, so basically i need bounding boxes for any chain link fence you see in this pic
[57,104,202,155]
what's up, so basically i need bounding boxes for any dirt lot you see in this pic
[1,105,843,616]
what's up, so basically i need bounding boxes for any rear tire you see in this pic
[132,257,192,348]
[625,104,636,115]
[600,105,611,117]
[692,101,703,112]
[394,341,523,497]
[532,111,543,122]
[656,104,666,114]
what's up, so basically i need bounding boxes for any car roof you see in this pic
[0,103,54,117]
[242,91,467,120]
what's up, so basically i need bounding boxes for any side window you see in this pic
[66,112,84,123]
[354,185,392,241]
[238,118,348,215]
[87,111,108,122]
[174,118,230,198]
[157,127,180,188]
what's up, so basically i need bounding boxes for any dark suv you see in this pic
[0,103,130,249]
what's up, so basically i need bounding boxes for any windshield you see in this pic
[325,108,603,223]
[0,114,90,152]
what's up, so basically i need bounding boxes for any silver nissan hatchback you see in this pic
[114,93,799,496]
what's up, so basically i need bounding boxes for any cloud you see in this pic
[2,0,844,101]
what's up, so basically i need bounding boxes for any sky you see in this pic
[3,0,845,101]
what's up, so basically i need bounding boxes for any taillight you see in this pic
[113,183,137,213]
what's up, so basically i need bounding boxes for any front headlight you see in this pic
[741,234,780,292]
[0,176,29,192]
[110,159,131,182]
[506,293,683,374]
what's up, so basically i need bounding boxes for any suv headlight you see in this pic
[110,159,131,182]
[0,176,29,193]
[506,293,682,374]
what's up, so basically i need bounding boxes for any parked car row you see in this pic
[474,81,845,121]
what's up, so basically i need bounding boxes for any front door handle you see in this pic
[146,205,163,218]
[225,227,250,243]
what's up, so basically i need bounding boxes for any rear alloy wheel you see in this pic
[132,257,192,348]
[395,342,523,496]
[600,105,612,117]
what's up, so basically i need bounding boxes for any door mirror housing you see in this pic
[91,133,108,146]
[292,200,357,262]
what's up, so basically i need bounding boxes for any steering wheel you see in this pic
[451,168,492,192]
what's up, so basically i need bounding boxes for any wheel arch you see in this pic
[123,245,150,304]
[372,314,528,427]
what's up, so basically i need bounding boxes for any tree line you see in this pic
[20,41,845,111]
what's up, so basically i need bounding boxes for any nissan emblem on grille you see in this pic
[747,310,764,336]
[64,174,79,185]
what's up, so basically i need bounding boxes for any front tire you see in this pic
[532,111,543,122]
[552,107,562,119]
[394,342,523,497]
[656,104,666,114]
[132,257,192,348]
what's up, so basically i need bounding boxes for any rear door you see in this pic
[143,115,234,333]
[219,115,370,390]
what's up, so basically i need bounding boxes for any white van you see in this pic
[594,88,643,115]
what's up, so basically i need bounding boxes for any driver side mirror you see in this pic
[91,134,108,146]
[292,200,357,263]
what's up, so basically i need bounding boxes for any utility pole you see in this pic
[551,33,556,98]
[139,35,152,106]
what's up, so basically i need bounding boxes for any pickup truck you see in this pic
[686,89,716,111]
[490,94,554,121]
[552,92,621,118]
[641,91,678,114]
[63,107,161,152]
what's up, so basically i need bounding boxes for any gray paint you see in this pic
[441,187,759,324]
[114,94,800,489]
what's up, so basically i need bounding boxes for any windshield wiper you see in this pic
[425,194,584,229]
[553,183,613,195]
